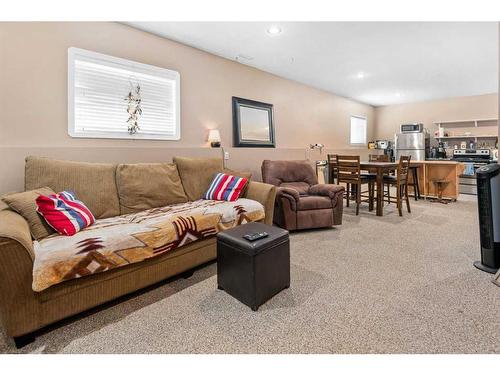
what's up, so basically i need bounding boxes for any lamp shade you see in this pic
[208,129,221,143]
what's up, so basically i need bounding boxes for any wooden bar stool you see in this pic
[383,155,411,216]
[408,165,421,201]
[431,179,450,204]
[337,155,375,215]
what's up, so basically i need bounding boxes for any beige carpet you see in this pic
[1,197,499,353]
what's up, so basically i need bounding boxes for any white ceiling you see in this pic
[127,22,498,106]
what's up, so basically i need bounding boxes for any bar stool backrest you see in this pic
[337,155,361,184]
[327,154,338,184]
[397,155,411,184]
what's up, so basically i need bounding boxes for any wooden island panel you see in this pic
[409,161,464,200]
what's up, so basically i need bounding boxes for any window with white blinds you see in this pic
[350,115,367,145]
[68,47,180,140]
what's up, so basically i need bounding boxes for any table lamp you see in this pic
[208,129,221,148]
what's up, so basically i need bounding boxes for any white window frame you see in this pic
[349,115,367,146]
[68,47,181,141]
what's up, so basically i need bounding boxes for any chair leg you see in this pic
[356,183,360,216]
[397,184,402,216]
[346,183,350,207]
[387,183,391,204]
[372,181,376,208]
[369,181,374,211]
[405,184,411,213]
[412,169,418,201]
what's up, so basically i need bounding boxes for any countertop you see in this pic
[413,160,460,165]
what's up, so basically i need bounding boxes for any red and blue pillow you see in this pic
[36,191,95,236]
[204,173,249,202]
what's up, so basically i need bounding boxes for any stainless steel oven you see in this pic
[453,149,492,195]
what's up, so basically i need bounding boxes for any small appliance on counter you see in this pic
[428,142,448,159]
[375,140,389,149]
[375,139,394,161]
[474,163,500,273]
[435,141,447,159]
[366,140,394,161]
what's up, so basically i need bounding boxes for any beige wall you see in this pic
[1,22,497,195]
[374,93,498,142]
[0,22,375,194]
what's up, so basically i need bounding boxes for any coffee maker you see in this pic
[376,140,394,161]
[436,141,447,159]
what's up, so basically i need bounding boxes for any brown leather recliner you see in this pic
[261,160,344,230]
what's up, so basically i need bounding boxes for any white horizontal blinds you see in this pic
[71,48,179,139]
[350,116,367,144]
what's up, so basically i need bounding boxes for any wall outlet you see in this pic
[224,151,230,160]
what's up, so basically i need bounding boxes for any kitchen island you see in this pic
[409,160,465,201]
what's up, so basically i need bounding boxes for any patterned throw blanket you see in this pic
[33,199,265,291]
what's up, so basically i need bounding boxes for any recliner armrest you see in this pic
[308,184,345,199]
[276,187,301,202]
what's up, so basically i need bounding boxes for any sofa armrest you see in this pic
[308,184,345,199]
[0,209,38,337]
[243,181,276,225]
[0,209,34,261]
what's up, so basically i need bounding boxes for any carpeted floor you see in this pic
[1,197,499,353]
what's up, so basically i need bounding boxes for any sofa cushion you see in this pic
[223,168,252,195]
[297,195,333,210]
[2,187,56,240]
[173,157,223,201]
[25,156,120,219]
[203,173,249,202]
[116,163,188,214]
[32,198,265,291]
[36,191,96,236]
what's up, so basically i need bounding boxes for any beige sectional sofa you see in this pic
[0,156,276,347]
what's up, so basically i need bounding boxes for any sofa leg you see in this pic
[13,333,35,349]
[180,269,194,279]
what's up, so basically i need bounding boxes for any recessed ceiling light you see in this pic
[356,72,365,79]
[236,54,253,61]
[267,26,282,35]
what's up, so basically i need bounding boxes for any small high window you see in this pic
[68,47,180,140]
[350,115,367,145]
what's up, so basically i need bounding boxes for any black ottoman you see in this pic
[217,222,290,311]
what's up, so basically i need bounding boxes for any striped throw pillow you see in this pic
[36,191,95,236]
[203,173,249,202]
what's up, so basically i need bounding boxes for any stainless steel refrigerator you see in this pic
[394,132,430,161]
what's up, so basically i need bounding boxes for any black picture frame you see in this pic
[232,96,275,148]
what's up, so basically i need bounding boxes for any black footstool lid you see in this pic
[217,222,289,255]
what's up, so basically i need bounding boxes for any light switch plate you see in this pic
[224,151,230,160]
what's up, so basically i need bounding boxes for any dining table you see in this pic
[359,161,398,216]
